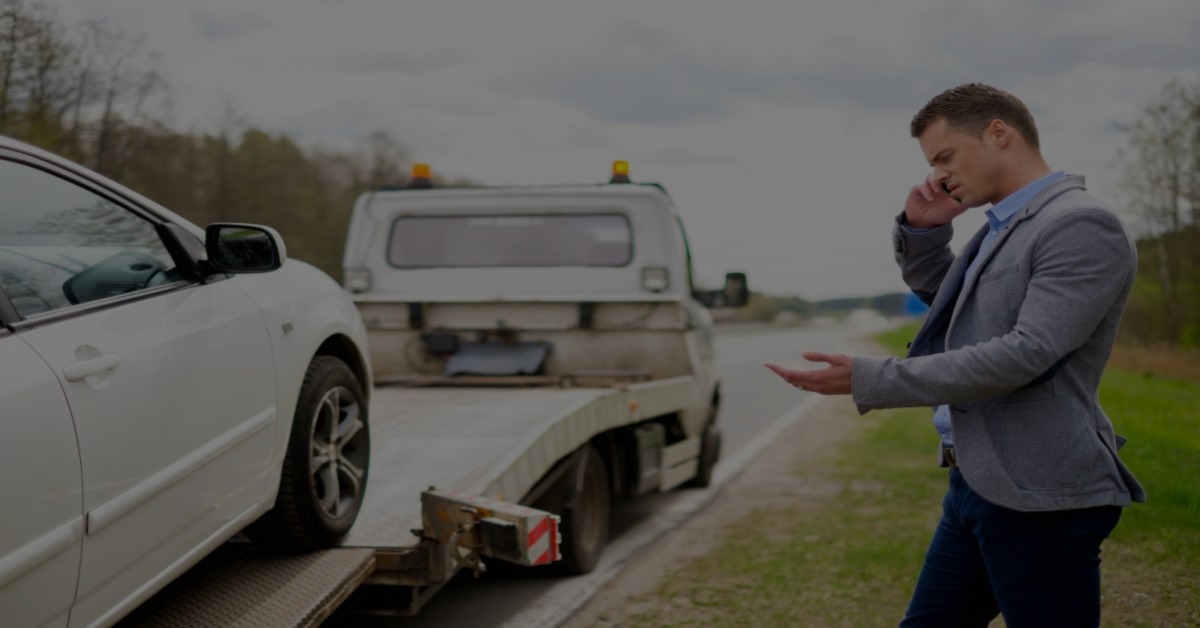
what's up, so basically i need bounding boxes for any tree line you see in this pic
[725,292,912,324]
[0,0,435,277]
[2,0,1196,347]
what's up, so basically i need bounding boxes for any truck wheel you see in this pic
[685,415,722,488]
[248,356,370,550]
[554,445,611,575]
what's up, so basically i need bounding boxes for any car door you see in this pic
[0,154,279,626]
[0,329,83,628]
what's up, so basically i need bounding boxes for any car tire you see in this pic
[248,356,370,550]
[554,445,611,575]
[684,413,722,489]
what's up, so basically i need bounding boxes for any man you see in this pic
[766,83,1145,627]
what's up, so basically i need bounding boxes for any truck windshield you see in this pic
[387,213,632,268]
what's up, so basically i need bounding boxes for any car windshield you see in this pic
[386,213,632,268]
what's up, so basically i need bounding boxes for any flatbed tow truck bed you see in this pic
[119,376,700,626]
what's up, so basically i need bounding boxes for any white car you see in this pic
[0,136,373,627]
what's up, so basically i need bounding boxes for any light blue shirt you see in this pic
[926,171,1065,446]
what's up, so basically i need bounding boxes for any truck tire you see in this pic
[550,445,610,575]
[248,356,370,550]
[684,414,722,488]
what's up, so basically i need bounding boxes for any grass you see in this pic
[1096,367,1200,626]
[1109,343,1200,381]
[617,323,1199,627]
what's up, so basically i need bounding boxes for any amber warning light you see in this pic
[609,160,631,184]
[409,163,433,189]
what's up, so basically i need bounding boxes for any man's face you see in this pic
[917,117,1000,208]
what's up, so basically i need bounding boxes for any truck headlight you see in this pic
[343,268,371,293]
[641,266,669,292]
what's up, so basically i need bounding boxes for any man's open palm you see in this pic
[765,352,853,395]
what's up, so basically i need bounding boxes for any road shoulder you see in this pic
[564,395,863,626]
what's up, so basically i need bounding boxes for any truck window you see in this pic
[386,213,633,268]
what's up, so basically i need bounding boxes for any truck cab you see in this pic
[342,162,745,404]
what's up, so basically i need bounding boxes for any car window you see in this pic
[0,159,176,318]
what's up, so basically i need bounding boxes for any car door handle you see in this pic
[64,353,122,382]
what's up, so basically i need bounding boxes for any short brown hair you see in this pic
[910,83,1040,149]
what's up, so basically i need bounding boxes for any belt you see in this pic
[942,446,959,469]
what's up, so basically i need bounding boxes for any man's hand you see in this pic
[764,352,854,395]
[904,176,967,229]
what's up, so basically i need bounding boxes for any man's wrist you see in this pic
[901,213,943,231]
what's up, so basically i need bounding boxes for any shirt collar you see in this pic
[985,170,1065,231]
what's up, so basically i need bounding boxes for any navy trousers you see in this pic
[900,469,1122,627]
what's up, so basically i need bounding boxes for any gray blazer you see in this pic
[851,175,1146,512]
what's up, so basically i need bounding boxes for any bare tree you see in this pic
[0,0,168,168]
[0,0,58,133]
[83,24,165,177]
[1118,78,1200,345]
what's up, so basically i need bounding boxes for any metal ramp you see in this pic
[116,544,375,628]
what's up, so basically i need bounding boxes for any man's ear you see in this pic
[987,119,1011,149]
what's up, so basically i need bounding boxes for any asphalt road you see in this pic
[324,318,888,627]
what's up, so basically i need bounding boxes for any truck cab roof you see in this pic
[375,181,672,197]
[342,181,696,302]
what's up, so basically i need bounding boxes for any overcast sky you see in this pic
[54,0,1200,300]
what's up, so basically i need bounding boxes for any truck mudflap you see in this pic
[421,489,561,572]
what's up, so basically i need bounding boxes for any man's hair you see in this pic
[910,83,1040,149]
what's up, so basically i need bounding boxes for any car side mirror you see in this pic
[205,223,287,274]
[693,272,750,308]
[721,272,749,307]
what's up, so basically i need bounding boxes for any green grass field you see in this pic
[623,323,1199,627]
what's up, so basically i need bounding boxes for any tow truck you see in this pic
[121,162,747,625]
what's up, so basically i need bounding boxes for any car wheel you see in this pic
[248,356,370,550]
[553,445,610,575]
[684,413,722,489]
